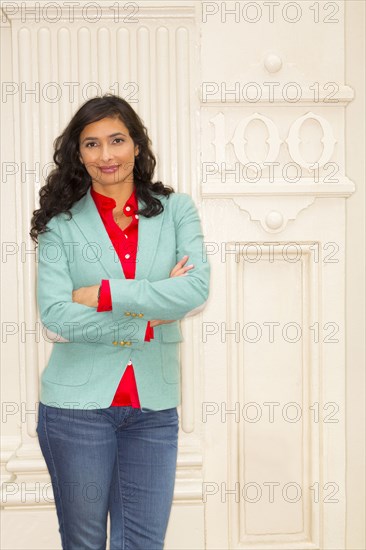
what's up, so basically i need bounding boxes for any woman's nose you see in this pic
[99,144,113,162]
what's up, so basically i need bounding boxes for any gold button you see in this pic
[112,341,118,345]
[124,312,131,316]
[131,313,137,317]
[138,313,144,317]
[119,341,125,346]
[125,341,131,346]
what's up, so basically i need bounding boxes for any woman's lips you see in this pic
[99,165,119,173]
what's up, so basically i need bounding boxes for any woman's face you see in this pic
[78,116,139,189]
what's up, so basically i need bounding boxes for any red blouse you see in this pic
[91,185,154,408]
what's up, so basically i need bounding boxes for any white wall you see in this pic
[0,1,364,549]
[345,1,366,549]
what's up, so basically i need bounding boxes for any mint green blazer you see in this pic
[37,186,210,411]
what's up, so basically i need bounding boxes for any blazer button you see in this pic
[138,313,144,317]
[112,341,118,345]
[125,341,131,346]
[124,312,131,316]
[119,341,125,346]
[131,313,137,317]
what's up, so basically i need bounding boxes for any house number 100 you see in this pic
[210,111,337,171]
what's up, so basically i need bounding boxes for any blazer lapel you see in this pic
[71,186,166,280]
[135,196,166,280]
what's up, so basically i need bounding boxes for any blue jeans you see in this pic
[36,402,179,550]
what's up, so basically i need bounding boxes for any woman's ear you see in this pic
[135,145,139,157]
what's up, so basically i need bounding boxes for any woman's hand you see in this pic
[150,255,194,327]
[72,284,99,308]
[169,255,194,278]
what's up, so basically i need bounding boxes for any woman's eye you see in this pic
[84,139,124,147]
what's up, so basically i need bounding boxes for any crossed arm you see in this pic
[72,255,195,327]
[37,193,211,344]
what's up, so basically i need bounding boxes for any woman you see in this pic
[30,94,210,549]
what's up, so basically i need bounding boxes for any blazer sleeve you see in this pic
[36,217,148,348]
[108,193,211,321]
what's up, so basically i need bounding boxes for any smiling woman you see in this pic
[79,118,138,191]
[29,94,210,550]
[78,117,140,229]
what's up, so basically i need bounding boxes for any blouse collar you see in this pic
[90,185,138,217]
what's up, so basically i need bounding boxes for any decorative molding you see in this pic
[199,90,355,107]
[202,179,355,198]
[208,110,339,171]
[200,55,355,105]
[231,195,315,233]
[0,437,21,484]
[225,243,344,548]
[2,2,196,22]
[208,179,355,232]
[0,8,11,27]
[286,112,337,170]
[1,449,204,507]
[4,1,198,503]
[229,112,282,169]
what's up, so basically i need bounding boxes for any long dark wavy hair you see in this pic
[30,94,174,244]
